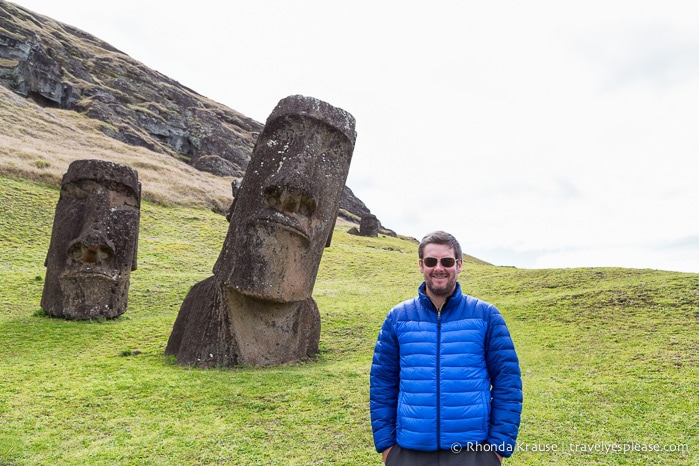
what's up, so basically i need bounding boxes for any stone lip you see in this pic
[251,212,311,245]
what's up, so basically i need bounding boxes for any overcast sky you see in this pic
[12,1,699,273]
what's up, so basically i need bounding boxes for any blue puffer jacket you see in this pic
[370,282,522,457]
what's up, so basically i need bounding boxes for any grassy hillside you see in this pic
[1,177,697,465]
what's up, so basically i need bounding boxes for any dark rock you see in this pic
[359,214,380,237]
[339,185,370,221]
[193,155,244,177]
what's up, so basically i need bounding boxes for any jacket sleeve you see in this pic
[484,306,523,458]
[369,313,400,453]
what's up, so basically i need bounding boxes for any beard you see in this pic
[426,274,456,298]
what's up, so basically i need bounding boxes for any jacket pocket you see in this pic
[480,391,490,433]
[396,391,404,431]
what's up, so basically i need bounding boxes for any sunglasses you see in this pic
[421,257,459,268]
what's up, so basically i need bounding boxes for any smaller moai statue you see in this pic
[41,159,141,320]
[359,214,380,237]
[166,95,356,367]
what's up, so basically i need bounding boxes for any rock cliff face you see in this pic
[0,2,258,173]
[0,1,378,224]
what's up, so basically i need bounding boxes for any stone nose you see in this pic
[263,184,316,217]
[68,228,115,265]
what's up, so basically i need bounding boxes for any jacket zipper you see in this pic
[436,306,442,449]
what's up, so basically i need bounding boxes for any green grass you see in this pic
[1,177,697,465]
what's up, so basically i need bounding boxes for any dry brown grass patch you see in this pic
[0,86,234,210]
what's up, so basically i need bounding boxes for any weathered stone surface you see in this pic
[214,95,357,302]
[359,214,380,237]
[165,276,321,367]
[338,185,370,221]
[166,95,355,367]
[41,159,141,320]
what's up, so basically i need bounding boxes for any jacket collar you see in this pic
[418,282,463,313]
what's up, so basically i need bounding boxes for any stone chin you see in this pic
[56,273,129,320]
[226,220,320,304]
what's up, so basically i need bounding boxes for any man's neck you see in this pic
[430,296,447,311]
[426,286,456,311]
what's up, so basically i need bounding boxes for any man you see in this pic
[370,231,522,465]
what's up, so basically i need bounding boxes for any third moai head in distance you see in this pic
[359,214,380,237]
[41,159,141,320]
[213,95,357,303]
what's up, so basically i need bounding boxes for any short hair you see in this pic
[418,231,462,260]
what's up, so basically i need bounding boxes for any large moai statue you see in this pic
[166,95,356,367]
[41,159,141,320]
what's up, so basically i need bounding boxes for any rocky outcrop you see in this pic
[1,2,262,173]
[193,155,245,178]
[339,186,395,236]
[0,1,380,226]
[0,2,260,170]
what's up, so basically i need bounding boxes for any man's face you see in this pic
[419,243,462,300]
[42,162,140,319]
